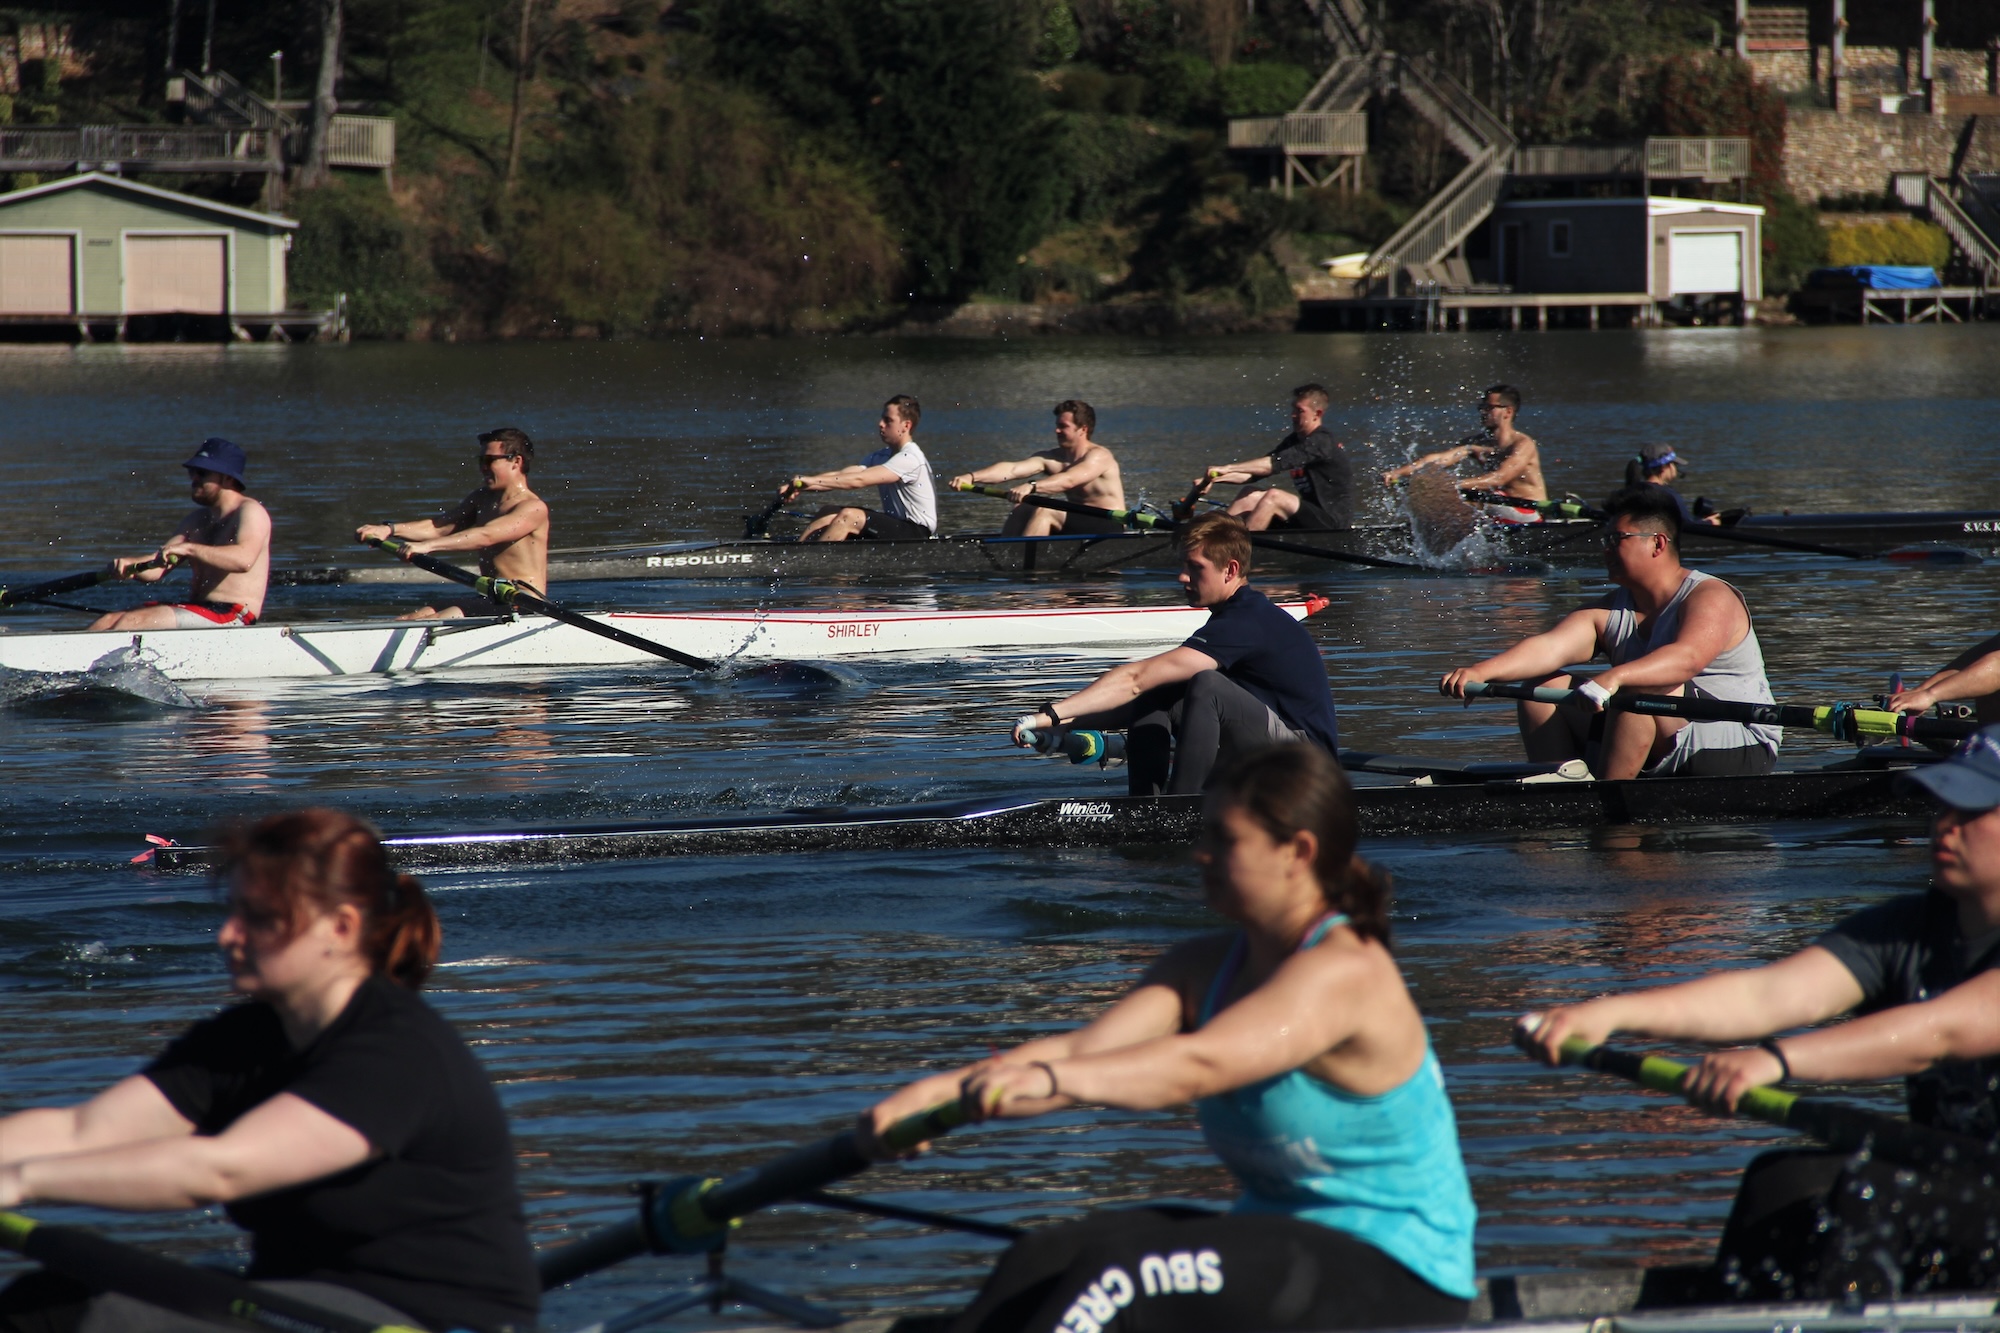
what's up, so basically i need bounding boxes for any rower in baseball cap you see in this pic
[183,437,248,485]
[1900,725,2000,812]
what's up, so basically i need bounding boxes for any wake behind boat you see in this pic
[0,598,1328,681]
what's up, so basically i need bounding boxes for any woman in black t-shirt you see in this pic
[0,810,539,1333]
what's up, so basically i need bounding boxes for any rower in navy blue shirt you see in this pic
[1012,514,1339,794]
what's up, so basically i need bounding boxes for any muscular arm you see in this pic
[1779,969,2000,1083]
[950,456,1058,489]
[0,1076,194,1166]
[1198,456,1277,486]
[2,1092,373,1212]
[1439,608,1604,697]
[1888,635,2000,712]
[1033,449,1112,495]
[798,464,904,492]
[1590,580,1745,696]
[1384,444,1485,484]
[1521,946,1866,1062]
[1016,646,1220,738]
[404,496,550,557]
[359,495,479,545]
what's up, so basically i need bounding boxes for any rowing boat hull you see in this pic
[0,601,1314,680]
[148,763,1926,871]
[267,509,2000,587]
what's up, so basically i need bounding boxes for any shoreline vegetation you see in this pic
[26,0,1959,339]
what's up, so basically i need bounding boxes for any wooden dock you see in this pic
[1791,284,1993,324]
[1300,291,1667,332]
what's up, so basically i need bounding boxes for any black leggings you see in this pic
[1122,671,1303,796]
[0,1270,429,1333]
[943,1208,1468,1333]
[1716,1148,2000,1300]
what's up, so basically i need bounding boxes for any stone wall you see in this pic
[1783,109,2000,200]
[1748,45,1994,105]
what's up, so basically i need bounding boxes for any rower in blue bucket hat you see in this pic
[182,437,248,485]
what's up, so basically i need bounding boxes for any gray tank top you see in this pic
[1603,570,1782,757]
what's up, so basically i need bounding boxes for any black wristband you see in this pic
[384,523,395,539]
[1046,700,1068,728]
[1757,1038,1791,1084]
[1031,1060,1060,1099]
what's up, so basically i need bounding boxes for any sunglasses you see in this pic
[1602,530,1665,550]
[477,452,516,467]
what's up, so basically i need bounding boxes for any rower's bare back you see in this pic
[463,486,550,588]
[179,501,270,610]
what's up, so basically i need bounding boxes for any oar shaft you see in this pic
[0,555,176,610]
[0,1212,413,1333]
[363,538,715,671]
[1461,681,1973,745]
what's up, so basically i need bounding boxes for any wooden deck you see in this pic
[1300,291,1666,332]
[1791,285,1993,325]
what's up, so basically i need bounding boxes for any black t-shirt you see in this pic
[1183,586,1339,753]
[1269,428,1354,528]
[146,977,540,1333]
[1816,890,2000,1138]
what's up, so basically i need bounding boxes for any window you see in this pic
[1548,220,1572,258]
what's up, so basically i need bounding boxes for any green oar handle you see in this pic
[1553,1037,1800,1124]
[536,1100,967,1291]
[0,1211,419,1333]
[1460,490,1603,522]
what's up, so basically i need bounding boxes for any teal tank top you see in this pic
[1194,914,1478,1300]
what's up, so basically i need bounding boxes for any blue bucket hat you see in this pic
[183,437,247,485]
[1899,725,2000,812]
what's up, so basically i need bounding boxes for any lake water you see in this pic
[1,326,1998,1329]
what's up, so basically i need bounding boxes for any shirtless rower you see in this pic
[1438,486,1781,780]
[355,428,549,621]
[1382,383,1547,521]
[89,438,271,631]
[946,400,1125,536]
[1887,635,2000,726]
[1190,383,1354,531]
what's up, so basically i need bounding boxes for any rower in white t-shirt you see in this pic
[790,395,938,542]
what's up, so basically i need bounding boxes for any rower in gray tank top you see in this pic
[1603,569,1781,771]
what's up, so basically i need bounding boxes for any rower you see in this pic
[88,438,270,631]
[1519,727,2000,1301]
[1888,636,2000,725]
[862,743,1477,1333]
[789,395,937,543]
[1190,383,1353,531]
[1381,383,1548,522]
[1012,513,1338,795]
[945,399,1124,536]
[1438,486,1780,780]
[0,809,540,1332]
[1623,445,1721,527]
[355,428,549,621]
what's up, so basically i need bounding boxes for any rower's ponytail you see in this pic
[1210,743,1394,947]
[218,808,442,988]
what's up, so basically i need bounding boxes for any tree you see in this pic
[705,0,1063,302]
[298,0,345,190]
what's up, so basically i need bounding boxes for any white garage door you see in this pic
[1669,230,1743,295]
[124,234,226,314]
[0,235,75,314]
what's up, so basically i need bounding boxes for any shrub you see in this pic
[1105,73,1147,115]
[1142,51,1218,124]
[1217,62,1310,117]
[1823,217,1951,269]
[289,176,438,338]
[1052,65,1112,112]
[1034,1,1081,68]
[1758,188,1826,293]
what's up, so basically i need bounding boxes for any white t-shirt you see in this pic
[862,441,937,534]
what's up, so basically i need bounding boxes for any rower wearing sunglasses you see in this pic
[355,429,550,621]
[1436,486,1780,780]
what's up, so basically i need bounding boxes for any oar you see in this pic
[1170,474,1218,523]
[1458,489,1603,524]
[1459,488,1892,561]
[362,537,716,671]
[950,483,1423,571]
[0,555,177,611]
[538,1100,965,1290]
[0,1211,420,1333]
[1462,679,1975,746]
[1522,1030,2000,1174]
[743,481,802,539]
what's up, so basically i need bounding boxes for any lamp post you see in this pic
[271,50,283,106]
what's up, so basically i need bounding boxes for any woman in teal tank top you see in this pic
[863,743,1477,1333]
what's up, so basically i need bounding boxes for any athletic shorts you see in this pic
[1049,511,1129,537]
[1644,743,1779,778]
[1479,501,1544,525]
[148,601,258,628]
[812,506,933,541]
[1269,498,1349,532]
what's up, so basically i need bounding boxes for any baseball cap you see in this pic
[1899,725,2000,812]
[183,437,247,484]
[1639,444,1689,473]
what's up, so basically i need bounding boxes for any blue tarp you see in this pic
[1808,265,1940,289]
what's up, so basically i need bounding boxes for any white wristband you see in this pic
[1016,715,1042,734]
[1577,679,1613,708]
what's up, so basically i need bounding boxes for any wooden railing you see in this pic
[1646,137,1750,180]
[1365,146,1510,283]
[1510,138,1750,180]
[0,124,278,172]
[1925,178,2000,286]
[325,116,394,169]
[1226,112,1367,153]
[1746,5,1810,50]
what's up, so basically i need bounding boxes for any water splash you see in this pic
[0,645,200,713]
